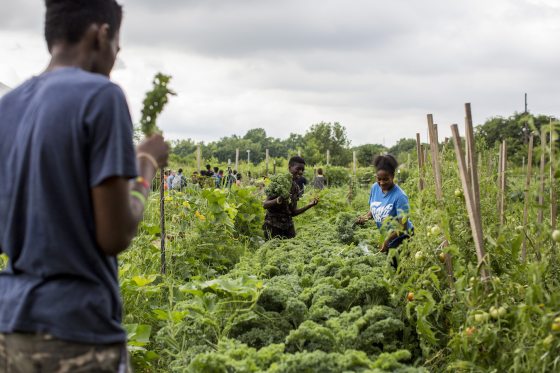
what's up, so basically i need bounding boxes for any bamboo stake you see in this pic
[451,124,490,281]
[416,133,425,191]
[551,119,557,230]
[427,115,443,201]
[521,134,534,262]
[538,127,546,224]
[499,141,507,227]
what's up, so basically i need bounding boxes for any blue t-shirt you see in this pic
[369,183,414,232]
[0,67,137,344]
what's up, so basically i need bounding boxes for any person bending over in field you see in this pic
[262,156,319,239]
[0,0,169,371]
[356,155,414,258]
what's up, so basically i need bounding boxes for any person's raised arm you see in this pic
[92,135,168,256]
[291,197,319,216]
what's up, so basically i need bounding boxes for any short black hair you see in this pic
[373,154,398,176]
[45,0,123,52]
[289,156,306,167]
[317,168,323,175]
[213,166,219,172]
[178,168,183,173]
[206,164,211,170]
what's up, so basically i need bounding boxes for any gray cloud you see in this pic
[0,0,559,147]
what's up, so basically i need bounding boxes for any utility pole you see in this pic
[524,93,528,114]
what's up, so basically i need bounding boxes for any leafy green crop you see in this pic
[265,173,292,201]
[140,73,176,136]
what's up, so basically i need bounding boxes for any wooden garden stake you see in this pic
[427,115,443,201]
[416,133,425,191]
[265,148,270,176]
[451,124,490,281]
[353,151,357,175]
[521,134,534,262]
[550,118,557,230]
[159,171,166,274]
[235,148,239,171]
[326,149,330,166]
[499,141,507,227]
[196,144,202,173]
[538,127,546,224]
[497,142,503,210]
[465,103,482,225]
[427,117,453,283]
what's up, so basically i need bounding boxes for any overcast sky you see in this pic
[1,0,559,147]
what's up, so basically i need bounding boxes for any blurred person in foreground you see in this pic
[0,0,169,371]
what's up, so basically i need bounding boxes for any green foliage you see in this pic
[388,138,417,163]
[140,73,175,136]
[353,144,388,167]
[119,135,560,372]
[265,173,292,200]
[476,112,556,163]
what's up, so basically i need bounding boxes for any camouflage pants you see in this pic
[0,333,131,373]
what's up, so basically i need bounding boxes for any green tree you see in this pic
[302,122,351,166]
[476,112,555,163]
[388,138,417,162]
[353,144,387,167]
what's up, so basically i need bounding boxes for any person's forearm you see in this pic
[293,204,313,216]
[381,231,399,252]
[263,197,281,209]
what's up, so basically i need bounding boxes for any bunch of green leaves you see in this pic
[140,73,176,136]
[264,173,292,201]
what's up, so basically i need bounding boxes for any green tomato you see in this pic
[498,307,507,317]
[415,251,424,261]
[489,307,500,319]
[431,225,441,236]
[543,334,554,347]
[552,230,560,242]
[454,189,463,198]
[474,312,489,323]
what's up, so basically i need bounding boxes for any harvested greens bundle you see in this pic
[265,173,292,202]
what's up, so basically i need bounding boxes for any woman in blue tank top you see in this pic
[356,154,414,258]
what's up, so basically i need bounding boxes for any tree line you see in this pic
[168,112,557,167]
